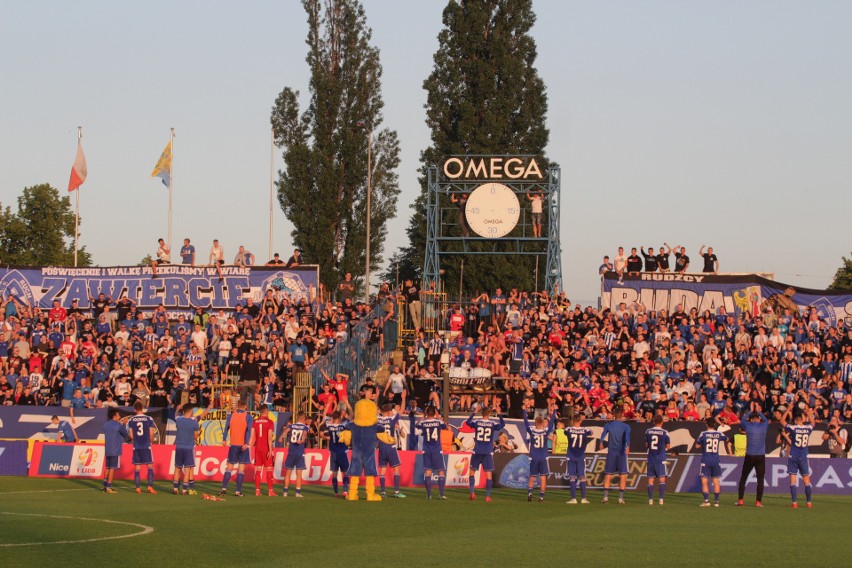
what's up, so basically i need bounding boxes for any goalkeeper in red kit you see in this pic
[250,405,276,496]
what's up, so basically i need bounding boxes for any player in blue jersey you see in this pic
[50,415,78,442]
[644,415,671,505]
[220,400,253,497]
[103,407,131,493]
[465,406,505,502]
[321,410,351,498]
[523,411,556,502]
[415,405,448,500]
[598,406,631,504]
[565,414,592,504]
[279,411,310,497]
[693,417,732,507]
[127,401,158,494]
[781,407,815,508]
[172,404,212,495]
[377,404,407,498]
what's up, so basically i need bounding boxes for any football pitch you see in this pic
[0,477,847,568]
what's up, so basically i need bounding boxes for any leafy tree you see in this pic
[828,256,852,290]
[271,0,401,295]
[396,0,550,296]
[0,183,92,266]
[138,254,153,267]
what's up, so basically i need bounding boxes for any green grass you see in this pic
[0,477,847,568]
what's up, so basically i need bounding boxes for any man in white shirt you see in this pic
[613,247,627,284]
[152,238,170,279]
[209,239,225,282]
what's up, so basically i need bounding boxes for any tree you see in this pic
[271,0,401,296]
[0,183,92,266]
[395,0,550,295]
[828,256,852,290]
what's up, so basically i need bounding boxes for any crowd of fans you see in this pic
[392,288,851,440]
[0,273,377,415]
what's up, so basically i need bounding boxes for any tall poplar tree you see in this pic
[271,0,400,295]
[395,0,549,294]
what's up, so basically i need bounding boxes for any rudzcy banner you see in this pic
[601,273,852,326]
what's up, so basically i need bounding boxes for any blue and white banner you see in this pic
[0,265,319,313]
[0,407,167,442]
[601,273,852,326]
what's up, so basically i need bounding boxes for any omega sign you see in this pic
[442,156,544,181]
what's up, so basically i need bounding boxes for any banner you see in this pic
[0,440,28,476]
[0,265,319,315]
[0,407,167,443]
[601,272,852,326]
[28,444,487,488]
[492,453,852,495]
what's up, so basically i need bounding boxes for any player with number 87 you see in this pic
[279,412,310,498]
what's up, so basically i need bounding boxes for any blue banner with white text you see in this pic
[601,273,852,326]
[0,265,319,315]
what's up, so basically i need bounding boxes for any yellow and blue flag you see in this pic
[151,140,172,187]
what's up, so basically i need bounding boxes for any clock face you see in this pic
[465,183,520,238]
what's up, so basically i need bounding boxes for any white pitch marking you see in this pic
[0,489,92,496]
[0,512,154,547]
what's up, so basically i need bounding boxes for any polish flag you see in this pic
[68,141,87,192]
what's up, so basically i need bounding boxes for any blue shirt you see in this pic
[696,430,727,465]
[174,415,200,448]
[566,426,593,458]
[465,413,506,454]
[180,244,195,264]
[785,424,813,459]
[523,414,555,460]
[644,427,670,459]
[104,420,130,457]
[416,418,446,453]
[286,422,310,456]
[326,421,349,453]
[740,412,769,455]
[127,414,156,449]
[57,420,77,442]
[377,414,400,448]
[600,420,631,456]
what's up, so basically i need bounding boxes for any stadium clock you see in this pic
[464,183,520,239]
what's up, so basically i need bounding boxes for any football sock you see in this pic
[380,476,387,493]
[469,475,475,493]
[222,471,232,489]
[702,492,709,501]
[438,476,446,497]
[332,477,339,494]
[189,480,195,490]
[804,485,812,502]
[528,487,533,496]
[394,474,400,493]
[255,471,261,489]
[103,479,108,489]
[618,490,625,501]
[236,473,244,493]
[267,474,274,492]
[539,490,545,499]
[659,483,666,500]
[173,480,180,491]
[713,492,719,503]
[134,471,141,489]
[147,469,154,487]
[182,482,188,491]
[486,479,493,497]
[603,488,609,500]
[570,479,577,500]
[343,475,349,489]
[647,486,654,500]
[790,485,797,502]
[425,477,432,498]
[580,481,587,500]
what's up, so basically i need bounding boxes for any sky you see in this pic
[1,0,850,305]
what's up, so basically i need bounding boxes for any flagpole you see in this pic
[168,128,174,252]
[269,127,274,260]
[74,126,82,267]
